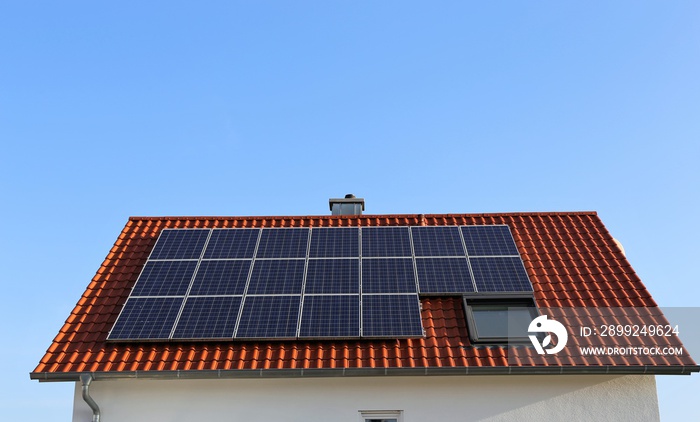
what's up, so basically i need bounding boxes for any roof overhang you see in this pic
[30,365,700,382]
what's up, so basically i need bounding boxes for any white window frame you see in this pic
[359,410,403,422]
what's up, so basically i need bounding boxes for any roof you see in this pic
[31,211,699,381]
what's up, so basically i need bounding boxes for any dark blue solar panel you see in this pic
[304,259,359,294]
[107,226,551,340]
[247,260,305,294]
[189,260,251,296]
[236,295,301,338]
[256,228,309,258]
[362,294,423,337]
[299,295,360,337]
[411,226,465,257]
[149,229,210,260]
[131,261,197,297]
[361,258,417,293]
[461,225,519,256]
[172,296,242,339]
[108,297,183,340]
[309,228,359,258]
[470,257,533,292]
[112,225,535,341]
[416,258,475,294]
[203,229,259,259]
[361,227,411,257]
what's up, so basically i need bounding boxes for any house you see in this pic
[31,197,699,421]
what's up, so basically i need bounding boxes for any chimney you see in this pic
[329,194,365,216]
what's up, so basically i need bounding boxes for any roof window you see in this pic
[463,295,538,344]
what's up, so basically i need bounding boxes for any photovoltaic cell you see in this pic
[189,260,251,296]
[461,225,519,256]
[304,259,359,294]
[361,258,417,293]
[299,295,360,337]
[247,260,305,295]
[236,295,300,338]
[362,294,423,337]
[470,257,533,292]
[130,261,198,297]
[172,296,242,339]
[411,226,465,257]
[203,229,259,259]
[108,297,183,340]
[256,228,309,258]
[361,227,412,257]
[149,229,210,260]
[416,257,475,294]
[309,227,359,258]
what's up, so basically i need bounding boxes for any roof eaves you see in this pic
[30,364,700,382]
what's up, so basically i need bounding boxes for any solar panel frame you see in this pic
[308,227,359,258]
[108,297,184,341]
[247,259,306,295]
[469,256,534,292]
[415,257,476,294]
[361,258,417,294]
[361,294,424,338]
[304,259,359,294]
[202,228,260,259]
[171,296,242,340]
[148,229,211,260]
[410,226,466,257]
[255,228,310,259]
[461,225,519,256]
[130,261,199,297]
[235,295,301,339]
[188,260,252,296]
[361,226,412,257]
[298,295,360,338]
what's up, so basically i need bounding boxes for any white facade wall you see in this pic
[72,374,659,422]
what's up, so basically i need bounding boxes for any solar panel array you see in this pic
[109,225,532,341]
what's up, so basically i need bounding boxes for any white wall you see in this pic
[73,374,659,422]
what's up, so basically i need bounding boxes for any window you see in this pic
[359,410,402,422]
[463,295,538,344]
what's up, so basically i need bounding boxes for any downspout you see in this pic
[80,374,100,422]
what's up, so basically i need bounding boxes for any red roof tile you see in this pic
[31,212,699,380]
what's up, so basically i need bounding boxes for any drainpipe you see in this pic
[80,374,100,422]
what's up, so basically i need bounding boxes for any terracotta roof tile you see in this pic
[31,212,699,378]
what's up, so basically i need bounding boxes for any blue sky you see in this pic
[1,1,698,420]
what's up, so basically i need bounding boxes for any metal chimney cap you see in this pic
[329,194,365,212]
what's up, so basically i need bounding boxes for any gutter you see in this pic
[31,364,700,382]
[80,374,100,422]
